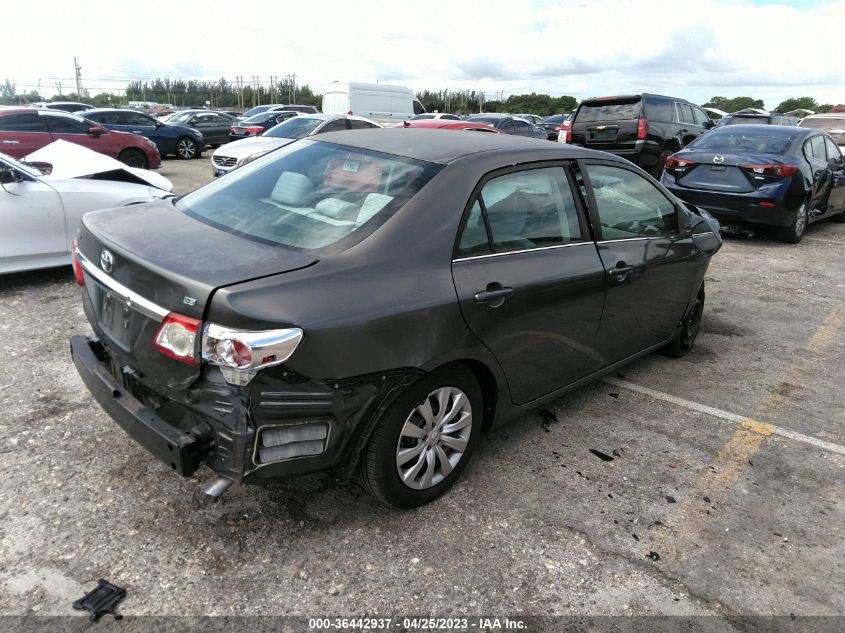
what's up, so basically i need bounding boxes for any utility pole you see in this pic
[74,57,83,98]
[55,81,63,97]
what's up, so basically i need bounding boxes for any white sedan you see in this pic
[0,145,174,274]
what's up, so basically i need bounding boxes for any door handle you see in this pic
[2,140,19,144]
[608,263,634,281]
[474,286,513,308]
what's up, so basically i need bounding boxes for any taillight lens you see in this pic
[665,155,696,173]
[202,324,303,371]
[153,312,200,365]
[245,126,263,135]
[564,128,572,143]
[637,119,648,141]
[71,239,85,287]
[741,164,798,178]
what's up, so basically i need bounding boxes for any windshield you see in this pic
[177,140,442,251]
[0,152,43,178]
[167,112,194,123]
[576,99,642,122]
[264,117,324,139]
[687,127,799,154]
[244,112,280,124]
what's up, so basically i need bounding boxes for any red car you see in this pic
[0,108,161,169]
[398,120,502,133]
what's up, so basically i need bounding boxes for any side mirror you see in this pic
[23,161,52,175]
[88,126,106,136]
[703,120,715,129]
[0,167,20,185]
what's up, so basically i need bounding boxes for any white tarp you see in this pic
[24,140,173,192]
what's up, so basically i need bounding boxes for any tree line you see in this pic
[0,78,839,116]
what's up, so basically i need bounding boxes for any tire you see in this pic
[118,149,148,170]
[777,202,808,243]
[175,137,198,160]
[359,365,482,508]
[664,287,704,358]
[652,150,673,179]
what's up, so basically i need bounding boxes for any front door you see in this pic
[823,137,845,215]
[578,160,703,362]
[452,164,607,405]
[0,112,53,158]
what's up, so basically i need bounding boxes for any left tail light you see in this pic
[245,126,263,135]
[71,240,85,287]
[637,118,648,141]
[153,312,201,365]
[202,324,304,385]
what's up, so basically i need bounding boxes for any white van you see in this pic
[322,82,426,124]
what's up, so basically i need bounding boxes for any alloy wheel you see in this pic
[395,387,473,490]
[176,138,197,159]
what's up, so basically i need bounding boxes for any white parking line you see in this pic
[603,377,845,457]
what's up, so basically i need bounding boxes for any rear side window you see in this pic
[824,137,843,163]
[586,164,678,238]
[693,107,710,126]
[460,166,583,255]
[644,97,674,122]
[178,140,441,251]
[677,103,695,124]
[0,113,48,133]
[576,99,642,123]
[349,119,379,130]
[457,200,491,257]
[805,135,826,159]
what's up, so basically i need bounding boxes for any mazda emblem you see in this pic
[100,249,114,274]
[713,155,725,164]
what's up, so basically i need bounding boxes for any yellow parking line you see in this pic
[650,304,844,562]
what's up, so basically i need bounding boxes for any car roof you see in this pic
[0,107,84,119]
[401,120,498,131]
[309,128,608,164]
[705,124,814,139]
[85,108,149,114]
[802,113,845,119]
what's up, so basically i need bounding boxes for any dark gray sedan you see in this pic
[164,110,237,147]
[70,130,721,507]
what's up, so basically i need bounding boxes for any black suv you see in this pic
[569,94,714,177]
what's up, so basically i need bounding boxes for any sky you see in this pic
[3,0,844,110]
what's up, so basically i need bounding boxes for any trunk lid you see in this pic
[674,151,789,193]
[76,200,316,385]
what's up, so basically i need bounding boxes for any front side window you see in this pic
[413,100,426,115]
[178,140,441,251]
[457,200,491,257]
[317,119,348,134]
[824,137,843,165]
[586,164,678,238]
[693,107,711,126]
[459,166,583,255]
[44,114,90,134]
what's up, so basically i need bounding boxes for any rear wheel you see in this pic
[777,202,808,243]
[359,366,482,508]
[664,287,704,358]
[118,149,148,170]
[175,137,198,159]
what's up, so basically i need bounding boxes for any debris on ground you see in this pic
[647,551,660,561]
[72,579,127,621]
[703,496,711,503]
[589,449,615,462]
[0,375,14,390]
[612,449,622,457]
[608,392,619,398]
[666,495,677,503]
[538,408,558,432]
[632,533,640,541]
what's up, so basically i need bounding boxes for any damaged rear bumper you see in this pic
[70,334,419,489]
[70,334,209,476]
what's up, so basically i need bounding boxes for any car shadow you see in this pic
[0,266,75,292]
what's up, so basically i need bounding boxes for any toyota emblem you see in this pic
[100,249,114,274]
[713,155,725,164]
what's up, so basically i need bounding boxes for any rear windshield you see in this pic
[576,99,642,122]
[466,116,503,125]
[264,117,324,139]
[799,117,845,132]
[725,116,771,125]
[687,127,798,154]
[177,140,442,251]
[543,114,567,124]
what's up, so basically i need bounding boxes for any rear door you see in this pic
[0,112,53,158]
[823,136,845,215]
[578,160,702,361]
[191,113,231,145]
[804,134,831,212]
[451,163,606,405]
